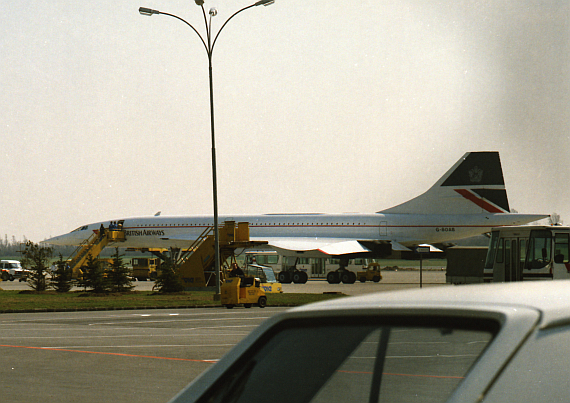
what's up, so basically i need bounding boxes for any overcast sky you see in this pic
[1,0,569,242]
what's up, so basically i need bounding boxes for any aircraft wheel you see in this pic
[348,272,356,284]
[278,271,292,284]
[292,272,302,283]
[326,272,334,283]
[293,271,308,284]
[341,272,351,284]
[333,272,341,283]
[258,296,267,308]
[327,272,340,284]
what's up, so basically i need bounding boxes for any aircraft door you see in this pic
[379,221,387,237]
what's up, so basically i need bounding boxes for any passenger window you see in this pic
[197,317,497,403]
[526,230,552,269]
[484,231,500,269]
[496,238,504,263]
[519,239,527,270]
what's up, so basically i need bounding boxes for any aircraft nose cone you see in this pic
[43,235,67,245]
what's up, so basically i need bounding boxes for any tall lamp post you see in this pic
[139,0,275,296]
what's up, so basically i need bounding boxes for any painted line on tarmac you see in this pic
[0,331,251,340]
[89,316,272,325]
[0,344,218,363]
[41,344,236,349]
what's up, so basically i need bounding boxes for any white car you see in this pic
[170,281,570,403]
[0,260,27,281]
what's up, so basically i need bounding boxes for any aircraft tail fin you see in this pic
[379,151,510,215]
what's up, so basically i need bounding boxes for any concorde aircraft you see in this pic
[45,152,547,257]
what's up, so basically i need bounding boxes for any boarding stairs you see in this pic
[174,226,217,287]
[66,229,126,279]
[174,221,268,289]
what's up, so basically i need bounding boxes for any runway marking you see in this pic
[41,344,236,349]
[0,309,284,325]
[88,317,270,326]
[0,344,218,364]
[0,332,250,340]
[338,370,464,379]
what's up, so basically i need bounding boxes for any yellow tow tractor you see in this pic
[221,276,267,309]
[356,262,383,283]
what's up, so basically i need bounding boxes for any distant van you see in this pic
[1,260,27,281]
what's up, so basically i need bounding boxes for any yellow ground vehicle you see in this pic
[244,263,283,293]
[221,276,267,309]
[131,257,159,281]
[356,262,382,283]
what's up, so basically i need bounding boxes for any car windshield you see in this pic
[261,267,277,282]
[197,316,497,403]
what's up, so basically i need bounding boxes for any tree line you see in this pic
[20,241,134,293]
[11,241,183,294]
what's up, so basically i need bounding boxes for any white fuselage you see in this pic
[47,212,543,251]
[44,152,549,255]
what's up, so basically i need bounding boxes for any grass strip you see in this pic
[0,290,345,312]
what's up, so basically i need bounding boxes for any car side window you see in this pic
[196,317,497,403]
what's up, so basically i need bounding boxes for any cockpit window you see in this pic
[71,226,89,232]
[197,316,497,403]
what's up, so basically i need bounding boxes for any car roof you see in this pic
[172,281,570,403]
[291,280,570,330]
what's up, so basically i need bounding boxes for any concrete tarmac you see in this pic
[282,269,448,295]
[0,307,288,403]
[0,269,448,295]
[0,270,451,403]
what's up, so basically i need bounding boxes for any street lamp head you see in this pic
[139,7,160,16]
[209,7,217,16]
[255,0,275,6]
[195,0,204,5]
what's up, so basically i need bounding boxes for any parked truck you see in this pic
[131,257,159,281]
[0,260,28,282]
